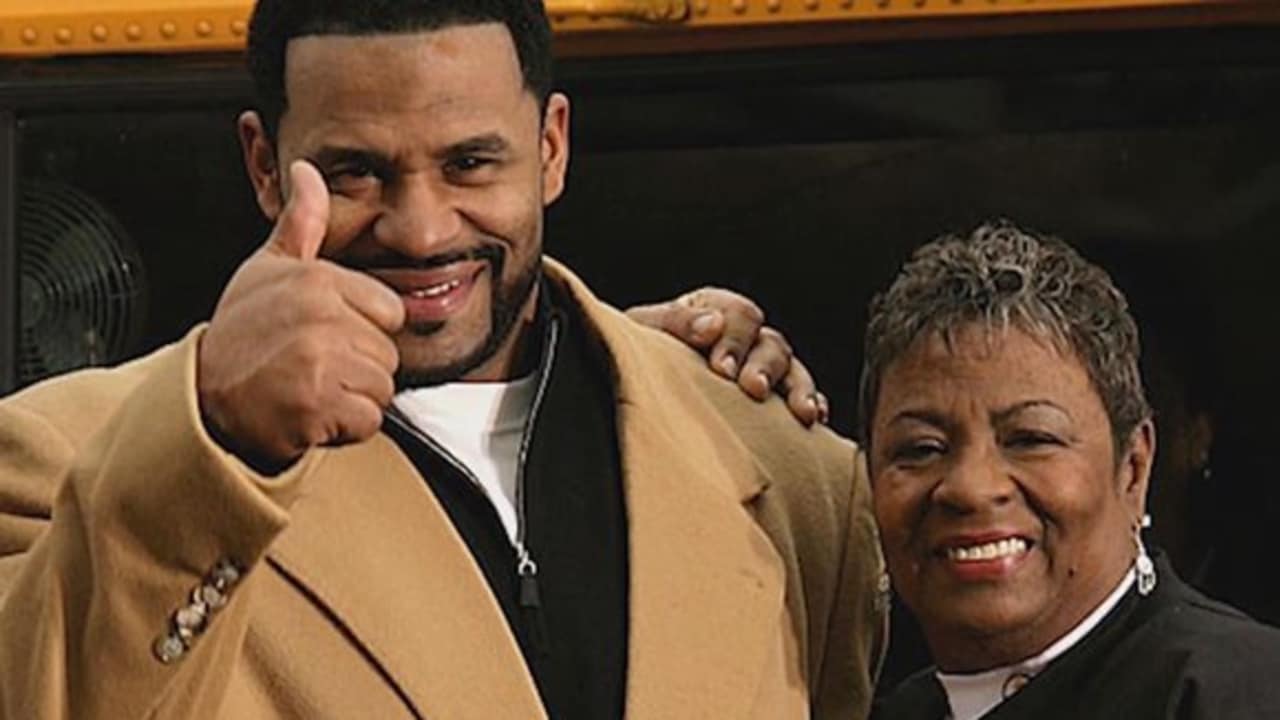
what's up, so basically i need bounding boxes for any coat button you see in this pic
[153,633,187,664]
[210,560,242,591]
[194,583,228,610]
[175,603,208,634]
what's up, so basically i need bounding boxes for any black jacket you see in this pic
[874,553,1280,719]
[385,282,629,720]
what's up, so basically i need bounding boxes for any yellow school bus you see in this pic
[3,0,1279,687]
[2,0,1278,57]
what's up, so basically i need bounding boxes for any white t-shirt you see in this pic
[391,374,539,545]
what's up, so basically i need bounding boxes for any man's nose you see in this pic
[373,175,464,255]
[931,443,1015,514]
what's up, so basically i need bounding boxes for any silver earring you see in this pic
[1135,513,1156,596]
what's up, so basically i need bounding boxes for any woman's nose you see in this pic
[931,444,1015,514]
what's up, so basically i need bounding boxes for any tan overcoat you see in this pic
[0,261,885,719]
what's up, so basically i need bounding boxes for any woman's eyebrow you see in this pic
[887,409,949,429]
[992,399,1073,424]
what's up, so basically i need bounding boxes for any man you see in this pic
[0,1,885,718]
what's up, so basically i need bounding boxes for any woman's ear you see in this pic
[238,111,284,221]
[1120,418,1157,517]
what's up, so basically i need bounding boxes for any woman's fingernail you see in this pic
[815,393,830,423]
[691,312,718,336]
[720,355,738,377]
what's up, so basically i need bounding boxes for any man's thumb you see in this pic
[268,160,329,260]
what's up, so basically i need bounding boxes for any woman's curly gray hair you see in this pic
[858,220,1151,458]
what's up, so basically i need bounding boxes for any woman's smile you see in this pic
[933,532,1034,581]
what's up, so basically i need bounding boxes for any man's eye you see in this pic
[445,156,493,176]
[325,165,380,192]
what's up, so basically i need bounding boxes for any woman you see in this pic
[865,221,1280,719]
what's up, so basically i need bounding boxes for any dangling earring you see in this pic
[1135,513,1157,596]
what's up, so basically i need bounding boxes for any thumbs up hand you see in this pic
[264,159,330,262]
[198,161,406,470]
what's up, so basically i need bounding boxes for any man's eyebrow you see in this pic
[443,133,510,156]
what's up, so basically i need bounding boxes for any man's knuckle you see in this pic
[355,407,382,438]
[291,334,328,367]
[372,374,395,406]
[300,416,333,446]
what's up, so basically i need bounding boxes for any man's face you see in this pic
[244,24,569,385]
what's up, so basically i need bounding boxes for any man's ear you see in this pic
[238,111,284,221]
[1120,418,1157,517]
[540,92,571,206]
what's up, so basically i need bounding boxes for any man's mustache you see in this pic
[340,245,504,273]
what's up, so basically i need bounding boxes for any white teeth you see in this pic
[947,537,1028,562]
[408,280,462,299]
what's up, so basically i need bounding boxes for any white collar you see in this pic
[392,374,540,434]
[936,570,1136,720]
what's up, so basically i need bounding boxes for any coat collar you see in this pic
[267,258,786,719]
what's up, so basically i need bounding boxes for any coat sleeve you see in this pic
[1169,624,1280,720]
[812,449,889,719]
[0,330,321,719]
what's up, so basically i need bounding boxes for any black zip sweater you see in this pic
[383,282,630,720]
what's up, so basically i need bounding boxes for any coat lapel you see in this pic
[268,435,547,720]
[546,261,789,718]
[618,405,788,718]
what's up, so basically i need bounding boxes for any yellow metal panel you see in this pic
[0,1,250,57]
[551,0,1232,30]
[0,0,1275,58]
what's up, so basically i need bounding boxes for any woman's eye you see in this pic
[1005,430,1063,449]
[892,440,946,463]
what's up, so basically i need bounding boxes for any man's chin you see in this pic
[393,343,490,389]
[395,364,475,389]
[394,351,481,389]
[391,258,539,390]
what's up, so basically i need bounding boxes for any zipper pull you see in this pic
[516,544,551,658]
[518,549,541,608]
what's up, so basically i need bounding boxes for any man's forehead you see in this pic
[283,22,520,85]
[274,23,540,152]
[280,23,528,118]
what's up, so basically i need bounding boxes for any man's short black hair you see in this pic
[247,0,554,143]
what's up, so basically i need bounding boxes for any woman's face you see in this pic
[870,324,1153,672]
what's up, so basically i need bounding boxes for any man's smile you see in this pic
[371,261,489,326]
